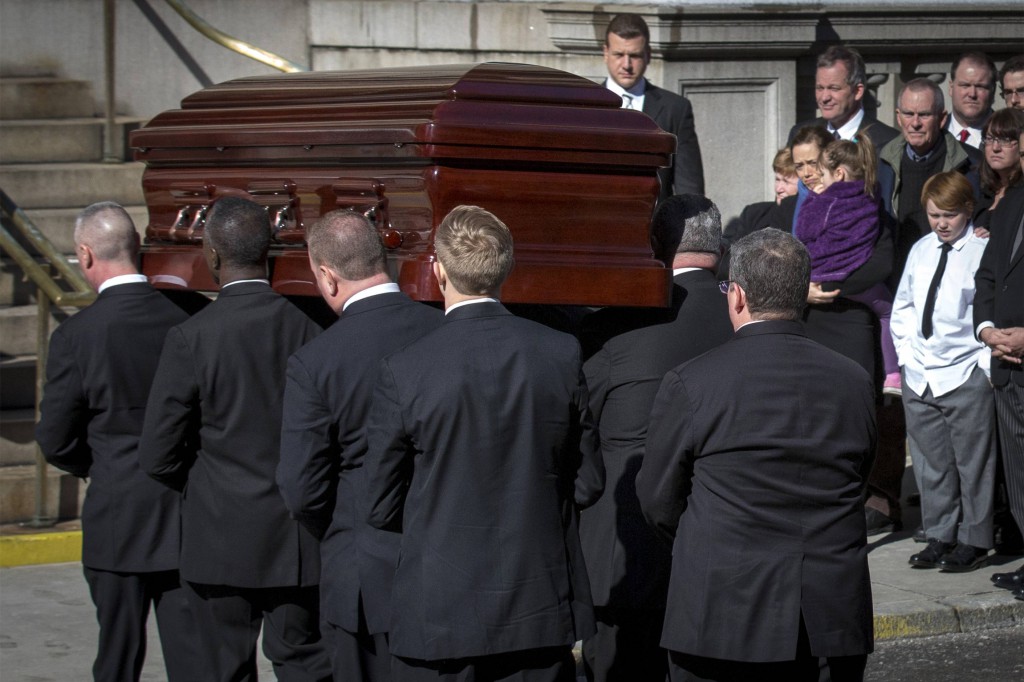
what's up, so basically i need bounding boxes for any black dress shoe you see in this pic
[938,544,989,573]
[913,526,927,543]
[866,508,903,536]
[991,564,1024,590]
[1015,586,1024,601]
[909,539,955,568]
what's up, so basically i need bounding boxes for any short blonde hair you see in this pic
[772,148,796,178]
[920,172,975,214]
[434,205,514,295]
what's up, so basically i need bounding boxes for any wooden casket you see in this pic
[131,62,677,307]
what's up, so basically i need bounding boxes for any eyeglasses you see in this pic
[718,280,733,294]
[1002,87,1024,102]
[982,136,1020,148]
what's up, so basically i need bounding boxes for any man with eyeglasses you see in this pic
[999,55,1024,111]
[945,52,997,149]
[787,45,899,151]
[880,78,981,275]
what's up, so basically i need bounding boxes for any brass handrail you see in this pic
[162,0,308,73]
[1,189,95,528]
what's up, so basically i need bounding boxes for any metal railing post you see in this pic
[103,0,118,163]
[31,268,54,527]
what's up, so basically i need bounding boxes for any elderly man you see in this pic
[1000,55,1024,111]
[637,228,876,681]
[579,195,733,682]
[945,52,997,148]
[364,205,603,681]
[276,210,442,680]
[880,78,980,275]
[36,202,200,682]
[140,197,330,681]
[603,13,704,200]
[788,45,900,150]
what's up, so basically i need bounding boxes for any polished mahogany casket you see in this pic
[131,63,676,306]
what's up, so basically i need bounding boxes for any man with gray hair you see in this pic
[36,202,201,681]
[276,210,442,681]
[880,77,980,274]
[787,45,899,150]
[578,195,733,682]
[637,228,876,681]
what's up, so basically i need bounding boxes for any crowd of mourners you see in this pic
[31,11,1024,682]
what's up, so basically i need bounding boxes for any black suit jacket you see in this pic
[36,282,189,573]
[643,81,705,200]
[787,114,900,151]
[364,302,603,660]
[636,320,876,661]
[140,282,322,588]
[578,269,733,611]
[975,186,1024,387]
[276,292,442,635]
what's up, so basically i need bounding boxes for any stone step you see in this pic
[0,357,36,412]
[1,408,37,466]
[0,117,146,164]
[0,162,146,209]
[0,77,96,120]
[0,462,85,525]
[0,304,78,357]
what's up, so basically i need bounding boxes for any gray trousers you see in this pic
[903,366,996,548]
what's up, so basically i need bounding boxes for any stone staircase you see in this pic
[0,75,148,525]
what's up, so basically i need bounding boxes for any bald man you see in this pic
[36,202,201,682]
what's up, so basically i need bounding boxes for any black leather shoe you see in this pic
[909,539,955,568]
[1014,586,1024,601]
[938,544,989,573]
[913,526,927,543]
[866,508,903,536]
[991,564,1024,590]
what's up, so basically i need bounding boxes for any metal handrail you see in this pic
[162,0,308,73]
[1,189,95,528]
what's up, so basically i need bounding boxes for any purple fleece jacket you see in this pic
[794,179,880,282]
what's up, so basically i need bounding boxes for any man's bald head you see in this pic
[306,210,387,280]
[74,202,139,264]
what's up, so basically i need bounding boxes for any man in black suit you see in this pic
[603,13,704,201]
[578,195,732,682]
[944,52,996,149]
[787,45,900,151]
[276,210,442,680]
[637,228,876,681]
[140,197,330,681]
[36,202,200,682]
[976,182,1024,599]
[364,205,603,681]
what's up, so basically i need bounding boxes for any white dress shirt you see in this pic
[947,116,983,149]
[605,78,646,112]
[97,273,148,293]
[343,282,400,311]
[829,107,865,141]
[891,227,991,398]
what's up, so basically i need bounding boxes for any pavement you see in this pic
[1,507,1022,679]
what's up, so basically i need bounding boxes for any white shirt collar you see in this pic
[673,267,704,276]
[830,107,865,141]
[605,78,646,110]
[220,278,270,289]
[97,273,147,294]
[445,297,499,315]
[343,282,401,311]
[947,115,983,149]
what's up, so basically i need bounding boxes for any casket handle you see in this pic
[332,179,392,245]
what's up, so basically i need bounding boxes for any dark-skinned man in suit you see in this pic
[637,228,876,681]
[140,196,330,682]
[276,210,442,680]
[36,202,201,682]
[578,195,733,682]
[364,205,603,681]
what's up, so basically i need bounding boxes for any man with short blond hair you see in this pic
[365,205,603,681]
[277,210,442,681]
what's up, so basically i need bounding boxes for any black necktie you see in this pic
[831,129,841,141]
[921,242,953,339]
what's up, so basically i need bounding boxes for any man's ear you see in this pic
[730,283,747,315]
[78,243,93,271]
[319,264,339,297]
[432,261,447,292]
[939,109,950,130]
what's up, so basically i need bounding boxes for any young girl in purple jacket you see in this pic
[796,138,901,394]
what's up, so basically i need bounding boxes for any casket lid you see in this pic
[131,62,675,166]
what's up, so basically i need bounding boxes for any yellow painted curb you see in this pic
[0,531,81,567]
